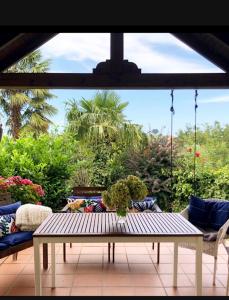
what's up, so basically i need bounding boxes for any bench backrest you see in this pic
[72,186,106,197]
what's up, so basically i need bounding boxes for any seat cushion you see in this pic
[0,201,21,215]
[132,197,157,212]
[0,242,8,250]
[0,231,33,247]
[188,195,209,228]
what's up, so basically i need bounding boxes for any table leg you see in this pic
[34,238,41,296]
[173,242,178,287]
[196,237,203,296]
[51,243,56,288]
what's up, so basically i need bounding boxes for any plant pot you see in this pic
[0,191,11,205]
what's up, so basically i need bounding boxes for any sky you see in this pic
[2,33,229,135]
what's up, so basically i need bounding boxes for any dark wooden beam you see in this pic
[0,72,228,89]
[172,33,229,72]
[110,33,123,61]
[0,33,58,71]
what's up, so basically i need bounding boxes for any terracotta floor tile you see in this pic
[11,274,35,288]
[102,286,134,296]
[178,287,197,296]
[129,263,157,273]
[0,263,24,274]
[76,263,103,273]
[109,246,126,254]
[44,287,71,296]
[0,274,18,288]
[151,254,173,264]
[187,273,223,287]
[71,286,102,296]
[112,254,128,263]
[103,274,132,287]
[127,254,152,264]
[78,254,103,264]
[133,287,166,296]
[54,254,79,264]
[216,274,228,287]
[125,247,149,254]
[165,287,180,296]
[48,263,77,274]
[21,263,50,274]
[5,254,32,264]
[203,287,227,296]
[159,274,193,287]
[42,274,74,288]
[0,287,9,296]
[103,263,130,273]
[129,274,163,287]
[73,273,103,286]
[178,255,196,263]
[6,287,35,296]
[180,263,211,274]
[155,263,183,274]
[81,246,104,254]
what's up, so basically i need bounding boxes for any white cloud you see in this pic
[40,33,222,73]
[199,95,229,104]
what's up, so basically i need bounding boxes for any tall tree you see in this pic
[0,50,57,139]
[65,90,142,147]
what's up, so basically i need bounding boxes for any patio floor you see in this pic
[0,242,228,296]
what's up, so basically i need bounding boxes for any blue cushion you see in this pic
[0,242,8,250]
[0,201,21,215]
[188,195,209,228]
[206,200,229,231]
[0,231,33,247]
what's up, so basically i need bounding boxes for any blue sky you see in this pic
[2,33,229,135]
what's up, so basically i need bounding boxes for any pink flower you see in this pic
[21,179,33,185]
[7,176,23,185]
[36,201,42,205]
[32,184,45,197]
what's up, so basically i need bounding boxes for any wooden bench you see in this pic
[0,196,48,269]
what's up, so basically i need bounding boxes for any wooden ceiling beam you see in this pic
[172,33,229,72]
[0,72,228,89]
[0,33,58,71]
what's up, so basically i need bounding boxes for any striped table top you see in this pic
[33,213,203,237]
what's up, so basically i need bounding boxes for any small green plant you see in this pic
[102,175,148,217]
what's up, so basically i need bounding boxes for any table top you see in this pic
[33,213,203,237]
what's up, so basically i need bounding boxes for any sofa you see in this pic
[0,199,48,269]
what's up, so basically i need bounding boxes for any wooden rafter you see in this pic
[0,72,228,89]
[0,33,58,71]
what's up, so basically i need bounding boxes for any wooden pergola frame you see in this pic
[0,32,229,90]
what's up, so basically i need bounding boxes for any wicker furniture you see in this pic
[33,212,203,296]
[171,198,229,286]
[0,197,48,269]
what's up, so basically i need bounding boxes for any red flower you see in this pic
[195,151,201,157]
[84,205,94,213]
[21,179,33,185]
[187,147,192,153]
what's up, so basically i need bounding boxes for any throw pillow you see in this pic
[188,195,208,228]
[205,200,229,231]
[132,197,157,212]
[0,213,19,237]
[0,201,21,215]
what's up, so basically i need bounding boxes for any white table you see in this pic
[33,212,203,295]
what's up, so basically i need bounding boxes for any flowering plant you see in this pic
[0,176,45,204]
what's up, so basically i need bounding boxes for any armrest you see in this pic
[180,206,189,220]
[60,204,70,213]
[217,218,229,245]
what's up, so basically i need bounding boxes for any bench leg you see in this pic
[43,243,48,270]
[108,243,110,263]
[152,243,154,250]
[63,243,66,262]
[70,243,72,248]
[157,243,160,264]
[112,243,115,263]
[12,252,18,261]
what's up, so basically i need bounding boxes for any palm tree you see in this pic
[65,91,142,147]
[0,50,57,139]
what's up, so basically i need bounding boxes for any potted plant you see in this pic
[102,175,148,223]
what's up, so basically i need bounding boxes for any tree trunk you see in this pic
[11,105,21,139]
[0,124,2,141]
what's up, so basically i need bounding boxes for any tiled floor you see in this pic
[0,242,228,296]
